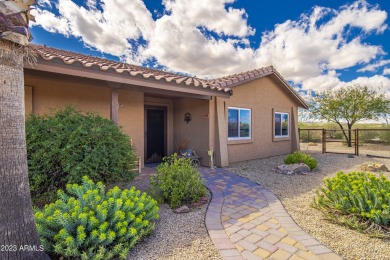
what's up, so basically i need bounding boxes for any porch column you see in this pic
[207,97,216,167]
[110,88,119,125]
[215,97,229,167]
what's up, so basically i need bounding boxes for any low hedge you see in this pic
[26,107,137,202]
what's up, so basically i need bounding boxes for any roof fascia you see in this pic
[24,69,212,100]
[219,71,274,89]
[270,73,309,109]
[25,58,231,98]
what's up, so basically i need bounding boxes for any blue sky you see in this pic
[31,0,390,97]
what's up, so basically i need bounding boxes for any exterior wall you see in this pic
[24,85,33,115]
[118,90,144,165]
[224,76,300,164]
[173,98,210,166]
[24,76,145,164]
[25,77,110,117]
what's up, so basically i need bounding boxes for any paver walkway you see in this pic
[200,167,342,260]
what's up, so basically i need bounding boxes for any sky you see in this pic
[30,0,390,98]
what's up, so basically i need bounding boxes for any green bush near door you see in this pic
[26,107,137,202]
[150,154,206,208]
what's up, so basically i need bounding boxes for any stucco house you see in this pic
[23,45,308,167]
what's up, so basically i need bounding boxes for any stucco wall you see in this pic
[24,76,145,163]
[24,85,33,115]
[118,90,144,165]
[25,77,110,117]
[173,98,210,166]
[225,76,300,164]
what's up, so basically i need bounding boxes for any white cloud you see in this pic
[301,71,341,92]
[162,0,254,38]
[383,68,390,75]
[358,60,390,72]
[338,75,390,92]
[32,9,70,35]
[32,0,155,62]
[302,75,390,102]
[254,0,386,83]
[37,0,52,8]
[327,38,382,69]
[31,0,389,94]
[143,0,255,77]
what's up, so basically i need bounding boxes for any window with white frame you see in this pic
[274,112,289,137]
[228,107,251,139]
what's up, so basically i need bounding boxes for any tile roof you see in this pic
[29,45,308,107]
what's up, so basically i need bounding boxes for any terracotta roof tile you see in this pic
[28,45,308,106]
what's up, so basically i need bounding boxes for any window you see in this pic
[228,107,251,139]
[274,112,289,137]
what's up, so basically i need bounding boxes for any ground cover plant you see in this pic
[26,107,137,203]
[314,171,390,237]
[284,151,317,170]
[34,176,159,259]
[150,154,206,208]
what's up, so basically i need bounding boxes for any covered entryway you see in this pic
[145,107,167,163]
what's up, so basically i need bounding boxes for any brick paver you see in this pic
[201,168,341,260]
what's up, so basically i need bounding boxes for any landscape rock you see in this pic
[359,163,389,172]
[199,196,208,201]
[190,202,203,207]
[277,163,311,175]
[173,205,191,214]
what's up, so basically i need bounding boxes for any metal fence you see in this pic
[299,128,390,158]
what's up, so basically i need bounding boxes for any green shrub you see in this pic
[34,176,159,259]
[314,172,390,236]
[284,151,317,170]
[26,107,137,201]
[150,154,206,208]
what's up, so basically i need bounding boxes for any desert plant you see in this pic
[150,154,206,208]
[34,176,159,259]
[313,171,390,237]
[284,151,317,170]
[26,107,137,201]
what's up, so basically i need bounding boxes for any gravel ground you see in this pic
[116,178,221,260]
[226,151,390,260]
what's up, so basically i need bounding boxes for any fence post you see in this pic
[356,129,359,156]
[298,128,301,142]
[354,129,357,155]
[322,128,326,154]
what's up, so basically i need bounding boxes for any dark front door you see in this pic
[146,109,165,162]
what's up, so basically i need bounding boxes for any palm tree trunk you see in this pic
[0,41,48,259]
